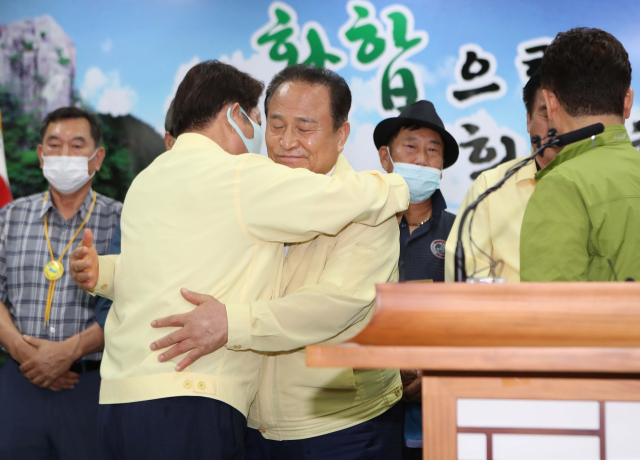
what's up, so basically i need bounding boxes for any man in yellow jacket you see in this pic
[69,61,408,460]
[150,65,403,459]
[444,71,561,282]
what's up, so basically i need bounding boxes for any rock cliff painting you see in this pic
[0,15,164,202]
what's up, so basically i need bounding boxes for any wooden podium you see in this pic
[306,283,640,460]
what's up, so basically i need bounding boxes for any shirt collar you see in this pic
[401,188,447,222]
[514,154,538,183]
[331,154,352,176]
[400,189,446,240]
[400,189,447,218]
[535,124,630,182]
[39,188,95,219]
[172,133,224,152]
[431,188,447,215]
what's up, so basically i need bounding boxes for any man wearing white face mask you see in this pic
[68,60,408,460]
[0,107,122,460]
[376,100,459,460]
[92,96,266,332]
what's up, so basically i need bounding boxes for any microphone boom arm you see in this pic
[453,122,604,282]
[454,143,551,282]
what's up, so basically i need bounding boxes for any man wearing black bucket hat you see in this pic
[376,100,459,460]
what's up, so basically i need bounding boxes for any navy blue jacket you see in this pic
[398,189,455,282]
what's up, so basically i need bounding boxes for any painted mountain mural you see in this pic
[0,15,165,202]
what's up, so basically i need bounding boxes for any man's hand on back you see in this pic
[150,289,228,371]
[69,229,99,291]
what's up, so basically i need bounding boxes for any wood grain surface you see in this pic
[352,282,640,347]
[306,344,640,373]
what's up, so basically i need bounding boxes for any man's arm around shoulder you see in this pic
[237,157,409,243]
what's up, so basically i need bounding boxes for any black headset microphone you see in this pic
[454,123,605,282]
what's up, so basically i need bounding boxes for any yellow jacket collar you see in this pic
[172,133,224,151]
[332,154,353,176]
[514,154,537,184]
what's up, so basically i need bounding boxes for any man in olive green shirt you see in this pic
[520,27,637,281]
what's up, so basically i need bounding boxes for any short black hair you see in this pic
[522,71,541,116]
[541,27,632,117]
[40,107,102,147]
[264,64,351,131]
[172,60,264,137]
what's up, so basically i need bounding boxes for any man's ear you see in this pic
[164,132,176,150]
[336,121,351,155]
[623,88,634,120]
[378,146,393,173]
[37,145,44,169]
[229,102,253,139]
[543,89,559,124]
[92,147,106,173]
[526,112,532,134]
[248,107,262,127]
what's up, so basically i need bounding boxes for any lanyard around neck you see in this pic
[42,191,97,329]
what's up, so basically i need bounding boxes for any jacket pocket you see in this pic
[296,366,358,390]
[309,367,357,390]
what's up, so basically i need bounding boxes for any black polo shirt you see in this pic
[398,189,456,282]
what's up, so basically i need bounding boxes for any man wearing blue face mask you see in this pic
[376,100,459,460]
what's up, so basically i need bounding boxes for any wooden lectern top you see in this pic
[306,282,640,374]
[356,282,640,347]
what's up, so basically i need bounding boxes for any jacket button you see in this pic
[197,381,206,390]
[259,427,266,434]
[395,388,402,397]
[183,380,192,389]
[233,345,241,350]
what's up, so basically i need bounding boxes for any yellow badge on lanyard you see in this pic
[41,191,97,328]
[44,260,64,281]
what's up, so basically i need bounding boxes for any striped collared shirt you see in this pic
[0,189,121,361]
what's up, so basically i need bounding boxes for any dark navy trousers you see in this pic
[98,396,247,460]
[0,357,101,460]
[246,402,403,460]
